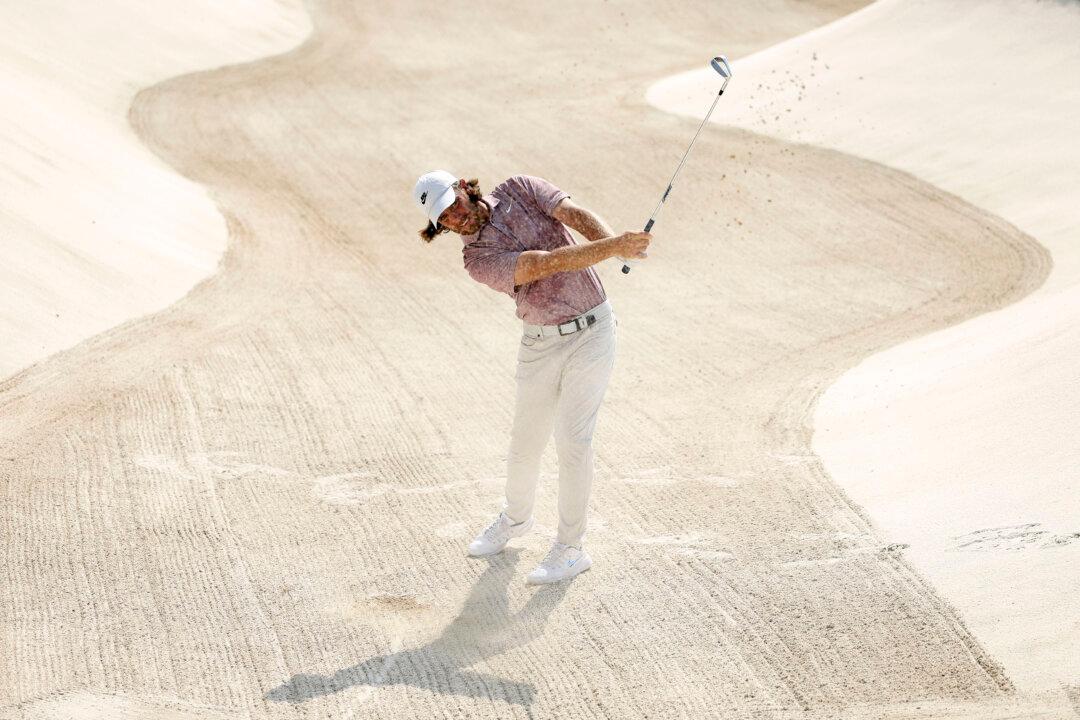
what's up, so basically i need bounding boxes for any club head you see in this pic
[710,55,732,78]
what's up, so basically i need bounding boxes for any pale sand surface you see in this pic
[0,0,310,380]
[3,1,1077,718]
[649,0,1079,698]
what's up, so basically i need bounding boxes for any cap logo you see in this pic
[420,191,428,204]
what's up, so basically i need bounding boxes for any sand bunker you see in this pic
[0,0,310,379]
[3,0,1076,718]
[649,0,1080,698]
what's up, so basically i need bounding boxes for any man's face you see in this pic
[437,181,487,235]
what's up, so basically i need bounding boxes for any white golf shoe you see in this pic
[467,511,534,557]
[525,542,592,584]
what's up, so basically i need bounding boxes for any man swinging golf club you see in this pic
[413,171,650,583]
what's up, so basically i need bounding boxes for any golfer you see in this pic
[412,171,650,584]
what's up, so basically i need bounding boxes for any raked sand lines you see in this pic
[2,0,1068,717]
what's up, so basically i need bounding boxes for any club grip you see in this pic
[622,219,655,274]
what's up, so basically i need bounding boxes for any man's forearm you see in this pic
[560,204,615,242]
[516,236,621,285]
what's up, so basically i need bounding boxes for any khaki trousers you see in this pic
[502,299,617,549]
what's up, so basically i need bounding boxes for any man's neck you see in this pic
[477,199,493,229]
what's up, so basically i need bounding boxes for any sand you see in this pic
[0,0,310,379]
[648,0,1079,699]
[2,0,1077,718]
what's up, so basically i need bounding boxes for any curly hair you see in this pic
[418,178,483,243]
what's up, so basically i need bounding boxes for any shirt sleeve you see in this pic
[508,174,570,216]
[463,242,524,296]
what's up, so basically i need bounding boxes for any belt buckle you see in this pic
[558,314,595,336]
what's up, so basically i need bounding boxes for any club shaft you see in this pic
[622,76,730,274]
[649,86,726,221]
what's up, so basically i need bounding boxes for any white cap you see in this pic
[413,170,459,228]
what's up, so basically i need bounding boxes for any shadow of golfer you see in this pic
[265,548,570,711]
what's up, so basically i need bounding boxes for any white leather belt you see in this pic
[522,301,610,339]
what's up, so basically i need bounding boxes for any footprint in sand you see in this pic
[614,467,742,488]
[131,451,293,482]
[631,533,736,562]
[132,453,477,506]
[781,533,910,568]
[950,523,1080,552]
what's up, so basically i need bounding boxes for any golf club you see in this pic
[622,55,732,274]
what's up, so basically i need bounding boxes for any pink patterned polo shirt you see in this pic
[461,175,607,326]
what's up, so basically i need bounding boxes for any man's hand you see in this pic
[612,231,651,260]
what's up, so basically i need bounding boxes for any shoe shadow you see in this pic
[265,548,570,710]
